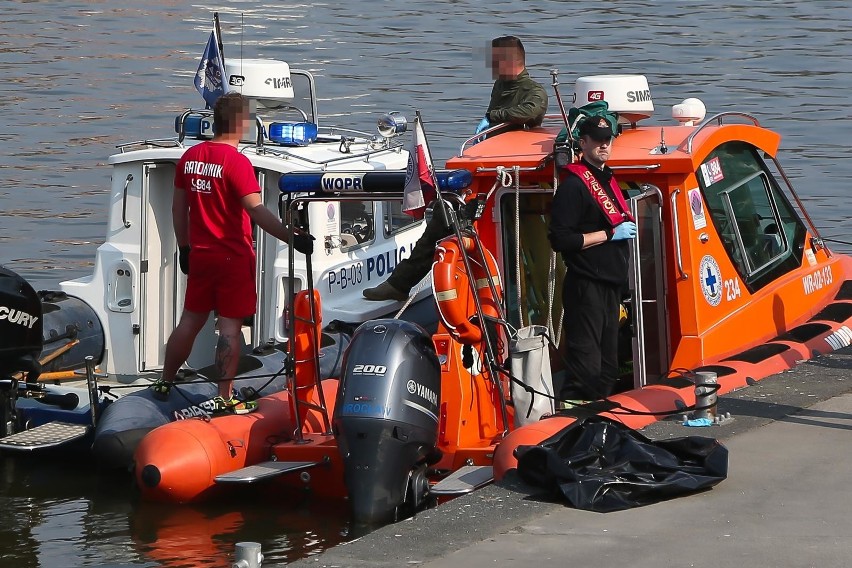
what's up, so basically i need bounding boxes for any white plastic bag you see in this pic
[509,325,555,427]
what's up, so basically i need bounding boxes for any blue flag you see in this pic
[193,30,225,108]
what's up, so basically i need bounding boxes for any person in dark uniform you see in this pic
[363,35,548,301]
[548,117,637,402]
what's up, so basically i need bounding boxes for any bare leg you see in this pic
[214,316,243,399]
[161,309,210,383]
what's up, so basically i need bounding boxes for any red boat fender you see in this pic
[134,392,293,503]
[292,289,322,425]
[432,236,502,345]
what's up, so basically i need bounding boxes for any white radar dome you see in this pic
[573,75,654,124]
[224,59,294,109]
[672,98,707,126]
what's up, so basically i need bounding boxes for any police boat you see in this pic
[0,54,464,468]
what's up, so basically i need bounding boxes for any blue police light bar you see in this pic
[268,122,318,146]
[278,169,473,194]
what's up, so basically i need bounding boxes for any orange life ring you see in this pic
[432,236,502,345]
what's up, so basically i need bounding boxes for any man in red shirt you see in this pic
[152,92,314,414]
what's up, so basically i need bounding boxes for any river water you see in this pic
[1,1,851,566]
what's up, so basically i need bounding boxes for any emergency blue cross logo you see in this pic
[699,255,722,307]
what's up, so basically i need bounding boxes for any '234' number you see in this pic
[724,278,741,301]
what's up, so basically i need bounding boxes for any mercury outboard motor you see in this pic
[0,266,43,379]
[0,266,44,436]
[333,319,441,525]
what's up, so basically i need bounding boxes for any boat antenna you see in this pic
[550,69,576,168]
[550,69,572,139]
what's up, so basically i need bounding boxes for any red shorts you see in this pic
[184,251,257,319]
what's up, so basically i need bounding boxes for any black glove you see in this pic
[293,233,315,255]
[178,246,190,275]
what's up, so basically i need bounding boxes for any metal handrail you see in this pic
[684,112,761,154]
[458,121,511,156]
[258,141,405,167]
[121,174,133,229]
[671,188,687,280]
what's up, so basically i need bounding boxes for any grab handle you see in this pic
[671,188,687,280]
[121,174,133,229]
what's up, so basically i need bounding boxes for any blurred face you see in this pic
[237,107,251,136]
[489,46,521,80]
[579,135,612,168]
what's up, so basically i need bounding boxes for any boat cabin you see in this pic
[446,74,849,390]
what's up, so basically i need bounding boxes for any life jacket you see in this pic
[564,163,634,226]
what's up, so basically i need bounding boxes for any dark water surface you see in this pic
[1,1,851,566]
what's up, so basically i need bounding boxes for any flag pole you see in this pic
[213,12,225,64]
[413,110,451,226]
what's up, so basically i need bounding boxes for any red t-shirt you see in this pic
[174,141,259,257]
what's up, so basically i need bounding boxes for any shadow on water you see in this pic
[0,454,360,567]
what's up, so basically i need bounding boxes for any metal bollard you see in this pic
[693,370,718,420]
[232,542,263,568]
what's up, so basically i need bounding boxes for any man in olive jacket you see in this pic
[364,36,548,302]
[480,35,549,132]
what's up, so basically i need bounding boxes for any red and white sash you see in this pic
[564,163,633,226]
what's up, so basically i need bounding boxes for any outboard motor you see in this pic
[0,266,43,436]
[333,319,441,524]
[0,267,43,379]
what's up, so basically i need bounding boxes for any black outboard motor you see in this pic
[333,319,441,525]
[0,266,44,436]
[0,266,43,379]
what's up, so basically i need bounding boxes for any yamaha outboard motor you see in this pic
[333,319,441,524]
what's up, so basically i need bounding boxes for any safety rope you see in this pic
[547,159,565,346]
[394,277,429,319]
[511,165,525,328]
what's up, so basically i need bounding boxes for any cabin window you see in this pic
[698,142,805,291]
[383,200,422,237]
[340,201,375,250]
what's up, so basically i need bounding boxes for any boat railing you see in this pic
[256,139,405,166]
[684,112,761,154]
[279,190,467,440]
[116,138,184,153]
[290,70,319,126]
[457,121,515,156]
